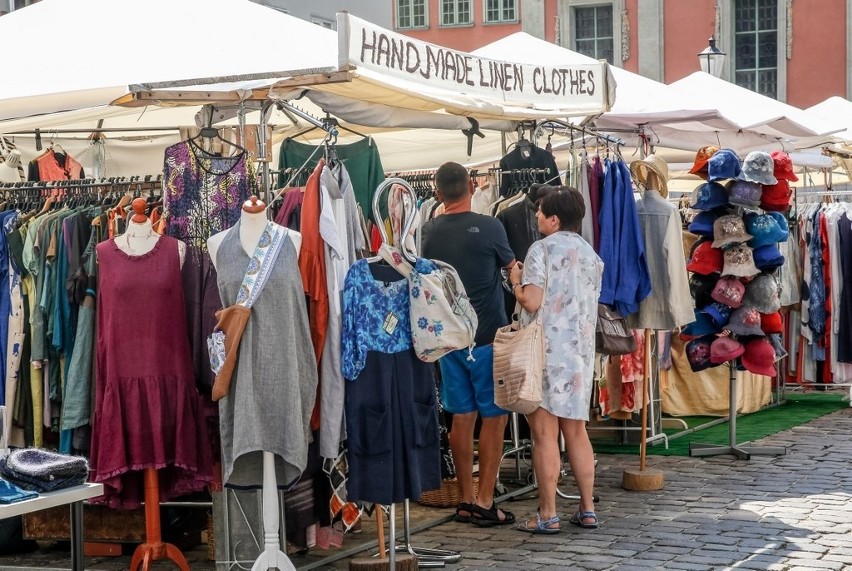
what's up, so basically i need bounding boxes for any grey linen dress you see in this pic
[216,222,318,488]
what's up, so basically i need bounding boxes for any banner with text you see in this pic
[337,13,612,113]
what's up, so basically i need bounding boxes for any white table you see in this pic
[0,483,104,571]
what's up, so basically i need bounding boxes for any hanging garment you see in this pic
[627,189,694,330]
[341,260,441,505]
[836,213,852,362]
[598,159,652,317]
[497,144,561,197]
[278,137,385,216]
[162,139,253,249]
[215,222,317,488]
[91,236,213,509]
[28,149,84,182]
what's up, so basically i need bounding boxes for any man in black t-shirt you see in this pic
[422,162,517,527]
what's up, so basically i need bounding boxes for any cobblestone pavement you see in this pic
[2,405,851,570]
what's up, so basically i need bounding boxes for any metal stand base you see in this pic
[394,499,461,567]
[688,363,786,460]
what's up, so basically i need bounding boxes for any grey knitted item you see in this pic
[5,448,89,479]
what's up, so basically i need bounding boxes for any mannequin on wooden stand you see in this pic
[208,196,302,571]
[118,198,190,571]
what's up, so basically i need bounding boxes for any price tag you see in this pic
[382,311,399,335]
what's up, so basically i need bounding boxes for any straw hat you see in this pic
[630,154,670,197]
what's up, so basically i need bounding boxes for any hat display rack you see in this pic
[683,148,790,460]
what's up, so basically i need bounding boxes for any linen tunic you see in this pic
[215,222,317,488]
[521,232,603,421]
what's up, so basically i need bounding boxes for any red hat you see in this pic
[761,179,792,212]
[710,337,746,364]
[770,151,798,182]
[760,311,783,334]
[711,276,746,308]
[687,241,724,275]
[689,146,721,179]
[741,338,778,377]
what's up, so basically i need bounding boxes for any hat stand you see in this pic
[622,330,665,491]
[689,360,786,459]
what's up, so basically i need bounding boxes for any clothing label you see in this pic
[382,311,399,335]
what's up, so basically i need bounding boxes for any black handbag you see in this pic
[595,304,636,356]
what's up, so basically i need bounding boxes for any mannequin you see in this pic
[0,150,22,183]
[207,196,316,571]
[117,198,186,266]
[208,195,302,261]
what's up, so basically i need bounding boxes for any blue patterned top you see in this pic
[342,257,436,380]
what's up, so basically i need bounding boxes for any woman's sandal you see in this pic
[454,502,475,523]
[517,512,560,535]
[468,502,516,527]
[568,511,599,529]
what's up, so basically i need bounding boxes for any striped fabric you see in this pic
[0,138,26,181]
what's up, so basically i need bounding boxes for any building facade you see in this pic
[251,0,391,29]
[393,0,852,108]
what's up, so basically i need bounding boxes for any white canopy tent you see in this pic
[806,96,852,142]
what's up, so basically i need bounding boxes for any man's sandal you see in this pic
[568,511,599,529]
[468,502,516,527]
[517,512,560,535]
[454,502,475,523]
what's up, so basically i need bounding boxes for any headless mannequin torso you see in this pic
[0,149,22,183]
[116,198,185,268]
[208,196,302,268]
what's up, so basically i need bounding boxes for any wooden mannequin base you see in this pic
[129,541,190,571]
[622,467,665,491]
[348,554,417,570]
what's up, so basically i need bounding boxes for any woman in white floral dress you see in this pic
[510,187,603,534]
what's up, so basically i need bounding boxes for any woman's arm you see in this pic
[509,262,543,313]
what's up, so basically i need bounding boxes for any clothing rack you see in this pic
[0,175,162,191]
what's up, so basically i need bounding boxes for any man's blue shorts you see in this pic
[438,344,507,418]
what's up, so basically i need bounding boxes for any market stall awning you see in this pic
[0,0,339,122]
[806,96,852,142]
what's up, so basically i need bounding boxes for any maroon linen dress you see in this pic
[91,236,213,509]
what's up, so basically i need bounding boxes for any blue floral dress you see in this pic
[520,232,603,421]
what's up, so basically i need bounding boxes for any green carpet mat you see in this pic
[592,392,849,456]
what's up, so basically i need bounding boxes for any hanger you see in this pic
[366,177,418,265]
[190,119,246,157]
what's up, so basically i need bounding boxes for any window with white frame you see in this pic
[397,0,428,29]
[484,0,516,23]
[573,4,614,64]
[441,0,471,26]
[734,0,777,98]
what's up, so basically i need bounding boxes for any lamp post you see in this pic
[698,36,726,78]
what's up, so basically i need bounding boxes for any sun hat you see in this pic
[741,338,777,377]
[760,311,783,335]
[760,179,792,211]
[745,213,787,247]
[702,302,733,327]
[726,305,764,336]
[691,273,720,307]
[722,245,760,278]
[685,335,718,372]
[682,310,720,338]
[766,211,790,241]
[739,151,778,185]
[753,243,785,271]
[771,150,798,182]
[710,336,746,364]
[743,274,781,313]
[767,333,788,362]
[711,276,746,308]
[690,182,729,210]
[707,149,742,182]
[689,145,720,179]
[688,241,724,275]
[688,210,718,237]
[727,180,763,208]
[631,154,670,197]
[712,214,753,248]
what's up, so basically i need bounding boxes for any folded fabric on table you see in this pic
[0,479,39,503]
[0,449,89,492]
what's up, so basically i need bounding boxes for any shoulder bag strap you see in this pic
[235,221,289,309]
[376,243,416,278]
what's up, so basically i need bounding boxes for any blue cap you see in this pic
[701,302,732,327]
[707,149,742,181]
[688,211,717,237]
[746,212,788,248]
[766,211,790,242]
[690,182,729,211]
[753,243,785,271]
[681,310,720,337]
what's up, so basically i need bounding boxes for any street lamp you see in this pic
[698,36,726,78]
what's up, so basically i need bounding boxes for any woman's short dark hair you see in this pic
[537,186,585,232]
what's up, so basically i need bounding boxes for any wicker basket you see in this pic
[418,477,479,508]
[206,511,215,561]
